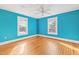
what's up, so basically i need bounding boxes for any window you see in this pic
[17,16,28,36]
[48,17,58,35]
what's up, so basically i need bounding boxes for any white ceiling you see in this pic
[0,4,79,18]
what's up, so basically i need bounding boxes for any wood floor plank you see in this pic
[0,36,79,55]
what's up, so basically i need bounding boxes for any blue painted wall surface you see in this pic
[0,9,37,42]
[39,10,79,41]
[0,9,79,42]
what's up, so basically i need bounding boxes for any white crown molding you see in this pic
[0,4,79,18]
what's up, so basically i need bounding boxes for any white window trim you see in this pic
[17,16,28,36]
[48,17,58,35]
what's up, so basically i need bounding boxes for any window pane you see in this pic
[48,17,58,35]
[17,16,28,36]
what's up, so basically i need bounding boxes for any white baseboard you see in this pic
[0,34,79,45]
[0,34,38,45]
[38,34,79,44]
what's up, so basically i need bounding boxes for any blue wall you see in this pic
[0,9,79,42]
[0,9,37,42]
[39,10,79,41]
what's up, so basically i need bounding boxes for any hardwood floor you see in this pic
[0,36,79,55]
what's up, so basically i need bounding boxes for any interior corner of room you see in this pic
[0,4,79,55]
